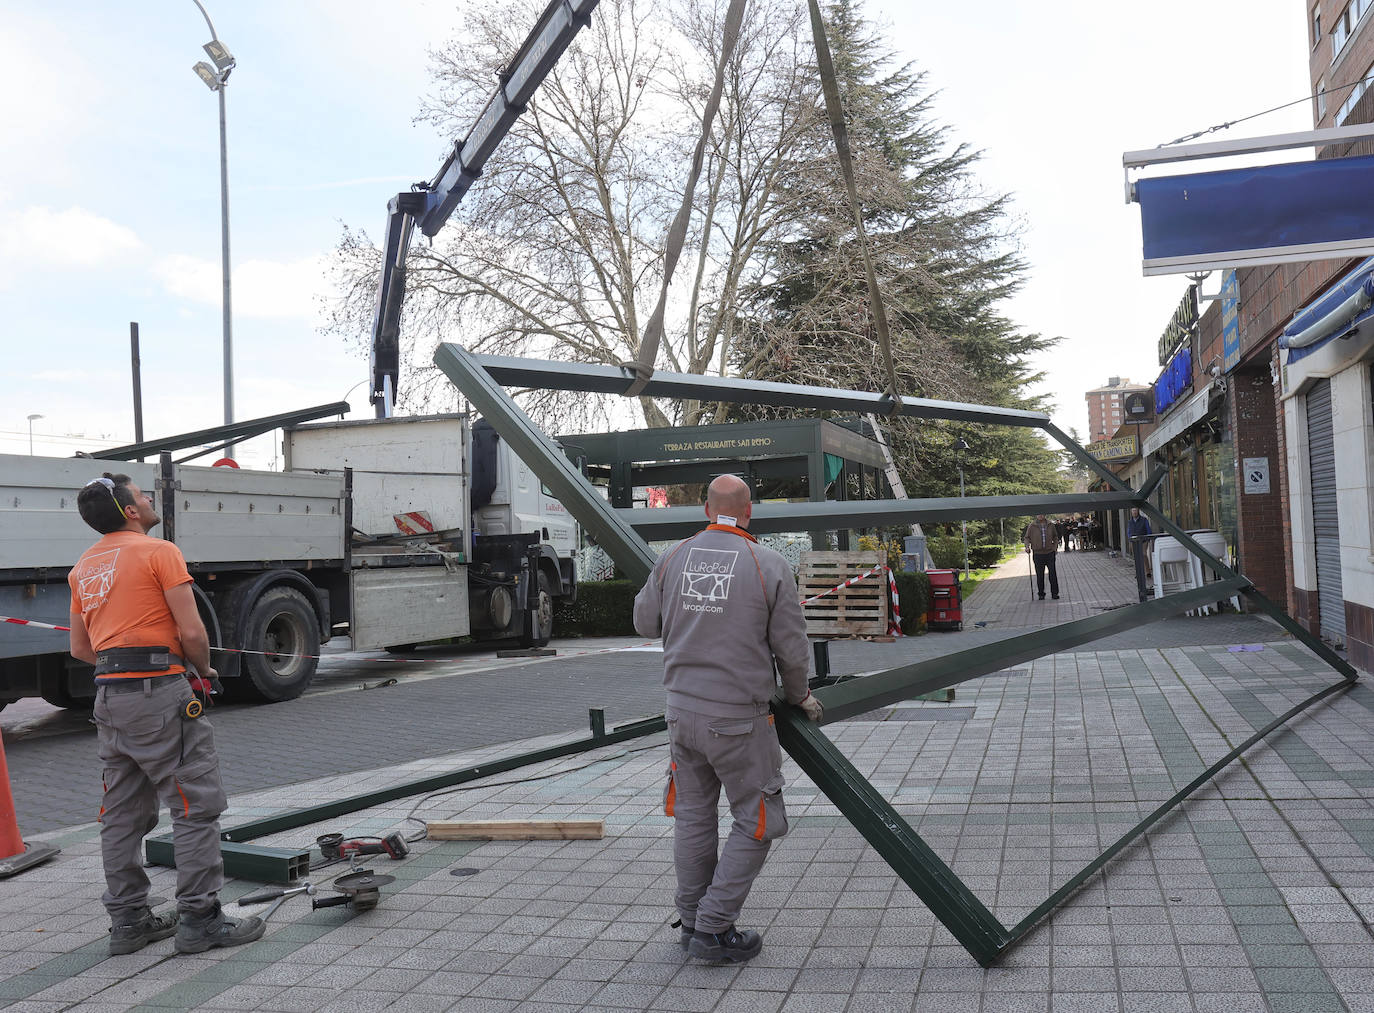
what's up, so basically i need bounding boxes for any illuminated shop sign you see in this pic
[1154,344,1193,416]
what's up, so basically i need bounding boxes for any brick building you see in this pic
[1085,378,1151,444]
[1226,1,1374,668]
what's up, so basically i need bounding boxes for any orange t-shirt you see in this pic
[68,531,193,678]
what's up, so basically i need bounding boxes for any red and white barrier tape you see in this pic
[1,615,655,664]
[798,566,903,638]
[3,616,70,631]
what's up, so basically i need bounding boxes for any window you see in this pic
[1314,5,1322,48]
[1318,78,1329,120]
[1337,63,1374,123]
[1333,0,1372,63]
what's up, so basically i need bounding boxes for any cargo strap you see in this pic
[804,0,901,410]
[93,646,183,676]
[621,0,749,397]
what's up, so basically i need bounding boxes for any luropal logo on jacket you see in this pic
[680,547,738,608]
[75,549,121,612]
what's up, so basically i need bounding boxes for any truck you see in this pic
[0,414,576,710]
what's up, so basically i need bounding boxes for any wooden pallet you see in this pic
[799,550,889,637]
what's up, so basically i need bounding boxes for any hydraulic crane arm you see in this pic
[369,0,600,416]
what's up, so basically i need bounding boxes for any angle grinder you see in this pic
[316,832,408,862]
[312,869,396,913]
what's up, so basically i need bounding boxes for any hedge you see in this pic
[553,580,641,636]
[892,571,929,635]
[926,537,1007,571]
[557,571,933,637]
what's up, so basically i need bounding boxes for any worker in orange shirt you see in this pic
[69,474,263,956]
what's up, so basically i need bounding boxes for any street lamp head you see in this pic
[202,39,235,71]
[27,413,43,422]
[956,438,970,452]
[192,61,221,91]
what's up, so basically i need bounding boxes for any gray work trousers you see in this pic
[664,706,788,934]
[93,676,227,923]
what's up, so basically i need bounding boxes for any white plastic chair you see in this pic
[1188,530,1239,614]
[1152,536,1196,602]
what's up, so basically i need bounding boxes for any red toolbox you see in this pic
[926,569,963,631]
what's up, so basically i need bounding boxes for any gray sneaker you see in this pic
[109,906,179,955]
[174,901,265,954]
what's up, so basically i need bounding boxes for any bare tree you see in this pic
[325,0,817,431]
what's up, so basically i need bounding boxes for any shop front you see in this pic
[1278,256,1374,666]
[1142,380,1237,561]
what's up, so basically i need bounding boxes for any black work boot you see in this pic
[109,906,179,955]
[672,918,694,951]
[174,901,266,954]
[689,924,763,963]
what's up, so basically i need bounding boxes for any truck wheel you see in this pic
[519,572,554,649]
[237,587,319,702]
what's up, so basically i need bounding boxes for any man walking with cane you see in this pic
[1024,513,1060,601]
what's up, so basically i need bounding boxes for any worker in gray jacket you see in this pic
[633,474,823,964]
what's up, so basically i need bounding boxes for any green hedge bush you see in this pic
[553,580,641,637]
[969,543,1005,569]
[892,571,929,635]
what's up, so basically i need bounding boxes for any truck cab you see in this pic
[469,419,578,602]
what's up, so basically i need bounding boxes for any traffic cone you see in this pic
[0,728,59,878]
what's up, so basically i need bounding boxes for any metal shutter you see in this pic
[1306,378,1346,645]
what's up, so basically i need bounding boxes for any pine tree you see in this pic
[729,0,1063,511]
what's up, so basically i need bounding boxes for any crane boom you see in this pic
[369,0,599,416]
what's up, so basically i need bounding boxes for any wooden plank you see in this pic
[425,819,605,841]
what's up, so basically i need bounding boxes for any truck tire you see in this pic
[235,586,319,702]
[519,572,554,649]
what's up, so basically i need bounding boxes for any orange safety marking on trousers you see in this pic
[665,762,677,817]
[175,778,190,818]
[753,795,767,840]
[98,773,107,823]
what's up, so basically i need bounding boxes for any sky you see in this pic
[0,0,1315,466]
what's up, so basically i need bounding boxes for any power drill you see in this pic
[316,832,409,862]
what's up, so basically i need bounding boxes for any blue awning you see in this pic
[1137,155,1374,275]
[1281,257,1374,364]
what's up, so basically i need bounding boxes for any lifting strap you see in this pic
[622,0,750,398]
[804,0,902,411]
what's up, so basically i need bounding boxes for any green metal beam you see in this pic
[465,350,1050,428]
[771,701,1008,966]
[435,343,657,584]
[621,490,1141,540]
[216,712,666,843]
[1041,422,1356,680]
[145,838,311,884]
[816,578,1248,723]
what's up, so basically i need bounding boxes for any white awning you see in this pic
[1142,382,1218,456]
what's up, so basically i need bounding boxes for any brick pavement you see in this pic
[3,547,1368,1010]
[4,547,1280,837]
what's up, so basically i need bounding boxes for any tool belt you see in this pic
[93,646,184,677]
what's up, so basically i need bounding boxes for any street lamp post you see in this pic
[26,414,43,456]
[956,438,970,579]
[190,0,236,453]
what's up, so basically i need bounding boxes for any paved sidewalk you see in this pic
[4,550,1371,1011]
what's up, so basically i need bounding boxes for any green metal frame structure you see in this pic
[434,343,1357,966]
